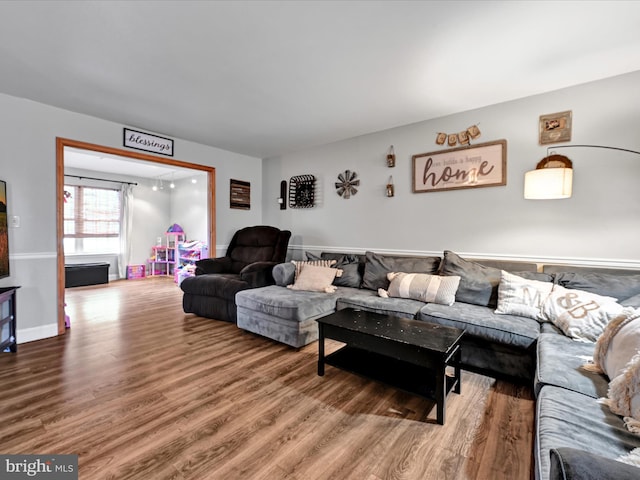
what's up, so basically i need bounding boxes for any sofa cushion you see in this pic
[307,252,363,288]
[418,302,540,349]
[380,272,460,306]
[549,447,640,480]
[553,271,640,302]
[336,288,426,319]
[542,285,623,342]
[535,332,608,399]
[439,250,550,308]
[361,251,440,291]
[495,270,554,321]
[235,285,340,322]
[535,386,640,480]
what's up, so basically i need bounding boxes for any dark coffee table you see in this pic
[317,308,464,424]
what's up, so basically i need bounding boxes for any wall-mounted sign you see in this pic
[230,179,250,210]
[123,128,174,156]
[412,139,507,193]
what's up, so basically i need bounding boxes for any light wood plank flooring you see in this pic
[0,277,535,479]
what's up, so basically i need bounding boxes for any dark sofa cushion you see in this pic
[439,250,551,308]
[306,252,364,288]
[535,332,608,399]
[553,271,640,302]
[549,447,640,480]
[536,386,640,480]
[361,251,440,291]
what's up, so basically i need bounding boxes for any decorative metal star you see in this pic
[335,170,359,199]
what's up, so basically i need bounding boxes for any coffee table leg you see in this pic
[317,323,325,376]
[436,364,445,425]
[454,346,461,395]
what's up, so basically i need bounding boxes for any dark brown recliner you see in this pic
[180,225,291,323]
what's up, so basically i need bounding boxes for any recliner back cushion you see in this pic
[226,226,290,273]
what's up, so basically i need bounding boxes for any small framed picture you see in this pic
[539,110,572,144]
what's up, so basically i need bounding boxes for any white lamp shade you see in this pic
[524,168,573,199]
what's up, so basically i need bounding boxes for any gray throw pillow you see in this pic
[306,252,363,288]
[361,251,441,291]
[554,272,640,302]
[439,250,502,307]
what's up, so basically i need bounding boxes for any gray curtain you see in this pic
[118,184,135,279]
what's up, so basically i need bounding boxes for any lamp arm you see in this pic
[547,144,640,157]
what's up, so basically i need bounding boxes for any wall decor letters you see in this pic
[412,139,507,193]
[436,124,481,147]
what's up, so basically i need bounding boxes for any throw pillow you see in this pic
[582,308,640,438]
[554,271,640,303]
[361,251,440,291]
[605,352,640,436]
[495,270,554,321]
[541,284,623,342]
[378,272,461,306]
[438,250,502,307]
[291,259,336,281]
[287,264,343,293]
[592,307,640,380]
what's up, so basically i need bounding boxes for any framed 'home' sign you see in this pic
[412,139,507,193]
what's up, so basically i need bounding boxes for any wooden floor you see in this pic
[0,277,535,479]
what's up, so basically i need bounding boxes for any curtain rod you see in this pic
[64,174,138,186]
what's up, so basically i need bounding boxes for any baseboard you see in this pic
[18,323,58,344]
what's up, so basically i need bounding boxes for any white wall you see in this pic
[170,174,209,245]
[0,93,262,342]
[262,71,640,267]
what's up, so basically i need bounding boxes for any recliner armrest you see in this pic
[195,257,232,275]
[550,447,640,480]
[239,261,278,288]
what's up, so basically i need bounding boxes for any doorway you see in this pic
[56,137,216,335]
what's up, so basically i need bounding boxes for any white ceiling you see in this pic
[64,148,203,180]
[2,1,640,162]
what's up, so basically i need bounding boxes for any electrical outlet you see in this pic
[10,215,20,228]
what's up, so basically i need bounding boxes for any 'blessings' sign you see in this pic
[123,128,174,156]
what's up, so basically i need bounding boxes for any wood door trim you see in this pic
[56,137,216,335]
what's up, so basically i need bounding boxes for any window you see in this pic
[63,185,121,254]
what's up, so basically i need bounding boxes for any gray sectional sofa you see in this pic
[235,250,640,480]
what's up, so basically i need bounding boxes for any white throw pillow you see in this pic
[495,270,553,320]
[593,307,640,380]
[542,284,623,342]
[378,272,460,306]
[287,264,343,293]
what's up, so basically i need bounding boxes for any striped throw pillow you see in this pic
[291,260,336,281]
[379,272,461,306]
